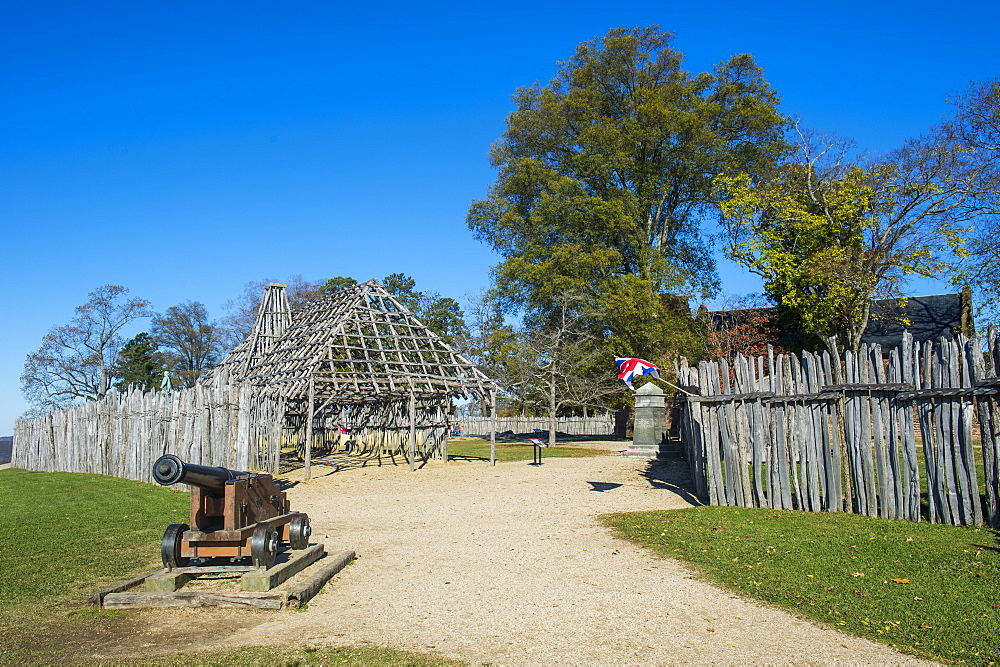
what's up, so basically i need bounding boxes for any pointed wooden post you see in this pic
[490,389,497,466]
[409,391,416,472]
[305,377,314,480]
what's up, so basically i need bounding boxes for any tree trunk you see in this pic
[845,300,871,354]
[549,373,557,447]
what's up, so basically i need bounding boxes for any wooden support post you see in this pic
[409,391,416,472]
[490,389,497,466]
[441,403,449,463]
[305,378,314,480]
[144,570,196,593]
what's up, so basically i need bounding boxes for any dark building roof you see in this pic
[706,291,974,352]
[862,292,973,348]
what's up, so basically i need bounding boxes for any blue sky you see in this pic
[2,0,997,435]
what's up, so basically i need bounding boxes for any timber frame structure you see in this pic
[206,280,499,476]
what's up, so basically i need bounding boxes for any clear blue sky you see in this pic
[2,0,997,435]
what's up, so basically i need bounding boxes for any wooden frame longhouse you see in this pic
[206,280,499,476]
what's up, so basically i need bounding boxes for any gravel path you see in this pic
[229,447,931,665]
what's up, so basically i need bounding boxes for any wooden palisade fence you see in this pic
[461,415,614,437]
[676,327,1000,527]
[13,382,282,483]
[12,379,453,483]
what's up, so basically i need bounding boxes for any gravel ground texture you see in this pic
[225,444,932,665]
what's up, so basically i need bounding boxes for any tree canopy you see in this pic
[152,301,224,388]
[468,25,789,361]
[717,127,987,353]
[946,78,1000,316]
[112,333,162,393]
[220,275,317,349]
[221,273,469,352]
[379,273,467,345]
[21,285,153,412]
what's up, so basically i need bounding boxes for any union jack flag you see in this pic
[615,357,659,389]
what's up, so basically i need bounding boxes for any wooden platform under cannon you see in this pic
[94,547,355,610]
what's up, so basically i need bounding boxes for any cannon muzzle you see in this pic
[153,454,248,497]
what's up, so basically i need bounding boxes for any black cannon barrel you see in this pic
[152,454,248,497]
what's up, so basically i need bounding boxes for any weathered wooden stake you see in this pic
[408,391,416,472]
[490,389,497,466]
[305,378,314,480]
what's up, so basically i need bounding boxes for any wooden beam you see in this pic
[490,389,497,466]
[285,550,357,608]
[409,391,416,472]
[305,377,314,480]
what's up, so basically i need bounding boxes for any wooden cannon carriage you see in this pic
[153,454,311,569]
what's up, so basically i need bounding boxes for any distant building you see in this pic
[862,291,974,348]
[706,290,974,356]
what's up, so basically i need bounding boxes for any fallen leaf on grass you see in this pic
[920,624,932,628]
[891,578,910,584]
[851,572,865,577]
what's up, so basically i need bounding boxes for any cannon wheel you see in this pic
[288,513,312,550]
[161,523,190,568]
[251,522,279,569]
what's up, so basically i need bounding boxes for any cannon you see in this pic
[153,454,311,570]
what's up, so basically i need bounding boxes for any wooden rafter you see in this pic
[207,280,497,403]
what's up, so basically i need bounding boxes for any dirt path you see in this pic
[208,447,930,664]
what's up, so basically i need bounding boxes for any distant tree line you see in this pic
[20,273,465,416]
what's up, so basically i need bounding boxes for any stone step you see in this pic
[622,442,683,459]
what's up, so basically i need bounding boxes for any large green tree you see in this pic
[467,26,789,360]
[112,333,163,393]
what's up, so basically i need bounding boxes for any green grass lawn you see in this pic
[0,468,453,664]
[603,505,1000,663]
[446,437,613,462]
[0,468,189,606]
